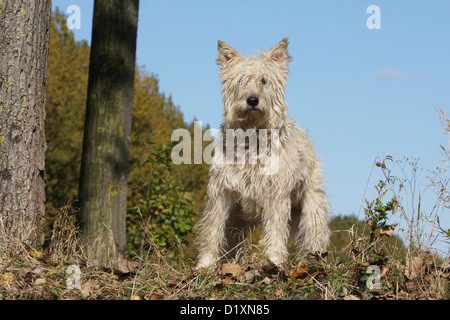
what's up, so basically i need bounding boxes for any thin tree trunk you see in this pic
[0,0,51,247]
[78,0,139,267]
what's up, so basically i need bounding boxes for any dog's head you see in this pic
[217,39,292,129]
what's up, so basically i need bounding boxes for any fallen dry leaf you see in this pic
[343,295,360,300]
[149,293,165,300]
[28,250,42,259]
[380,266,389,278]
[260,276,272,285]
[242,268,261,284]
[34,278,47,286]
[290,263,309,279]
[80,279,99,297]
[221,263,242,280]
[116,258,139,274]
[0,272,16,285]
[28,250,51,262]
[31,267,46,276]
[85,259,99,268]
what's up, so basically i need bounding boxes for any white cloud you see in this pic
[374,67,440,83]
[376,67,405,80]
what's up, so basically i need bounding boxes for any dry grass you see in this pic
[0,200,448,300]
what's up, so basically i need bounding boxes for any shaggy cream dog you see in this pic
[196,39,330,267]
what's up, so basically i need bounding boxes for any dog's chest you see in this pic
[216,163,289,201]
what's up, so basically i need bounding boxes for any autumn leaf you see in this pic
[34,278,47,286]
[116,258,139,274]
[80,279,99,297]
[0,272,15,285]
[149,293,164,300]
[380,225,396,237]
[85,259,99,268]
[220,263,243,282]
[290,263,309,279]
[28,250,42,258]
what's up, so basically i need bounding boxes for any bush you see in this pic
[126,140,198,258]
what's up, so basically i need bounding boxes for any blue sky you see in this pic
[53,1,450,252]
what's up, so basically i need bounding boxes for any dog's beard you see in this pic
[226,101,270,129]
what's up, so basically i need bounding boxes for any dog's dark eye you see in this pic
[261,77,268,85]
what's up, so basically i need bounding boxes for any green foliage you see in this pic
[364,180,398,243]
[359,268,372,286]
[290,277,316,298]
[328,268,351,296]
[126,140,198,258]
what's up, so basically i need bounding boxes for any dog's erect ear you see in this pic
[217,41,242,69]
[267,38,292,70]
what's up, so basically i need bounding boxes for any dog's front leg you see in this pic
[196,188,233,268]
[260,197,291,266]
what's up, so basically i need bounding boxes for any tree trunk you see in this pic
[0,0,51,247]
[78,0,139,267]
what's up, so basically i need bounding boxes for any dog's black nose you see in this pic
[247,96,259,107]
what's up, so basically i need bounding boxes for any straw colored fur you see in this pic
[196,39,330,267]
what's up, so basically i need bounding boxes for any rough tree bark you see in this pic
[78,0,139,267]
[0,0,51,247]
